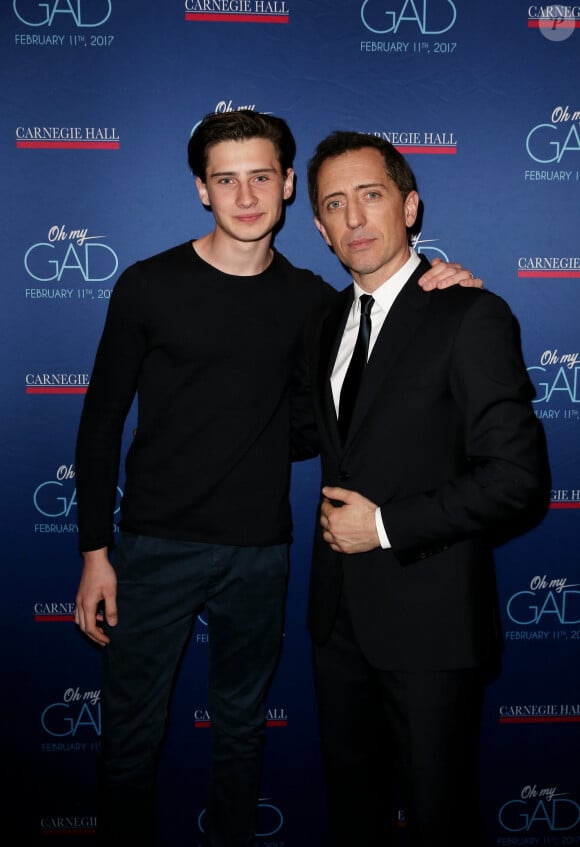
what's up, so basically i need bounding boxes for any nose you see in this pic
[236,180,258,207]
[346,199,364,230]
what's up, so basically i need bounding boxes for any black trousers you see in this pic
[312,592,487,847]
[96,531,289,847]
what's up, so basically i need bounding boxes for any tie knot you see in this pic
[359,294,374,316]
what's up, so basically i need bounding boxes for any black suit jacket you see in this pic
[307,257,549,671]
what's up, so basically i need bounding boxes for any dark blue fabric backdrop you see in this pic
[2,2,579,844]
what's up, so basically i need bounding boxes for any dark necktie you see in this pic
[338,294,374,442]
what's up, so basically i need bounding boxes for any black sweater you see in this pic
[75,242,335,551]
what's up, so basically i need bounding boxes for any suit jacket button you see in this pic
[338,471,350,482]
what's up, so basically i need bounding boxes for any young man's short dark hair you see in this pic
[188,109,296,181]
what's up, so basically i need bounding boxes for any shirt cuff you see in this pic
[375,507,391,549]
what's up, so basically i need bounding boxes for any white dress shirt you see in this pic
[330,248,421,549]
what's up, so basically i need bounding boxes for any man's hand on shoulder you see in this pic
[419,257,483,291]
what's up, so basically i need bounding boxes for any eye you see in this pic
[326,199,343,210]
[366,191,381,200]
[254,174,269,183]
[218,177,235,185]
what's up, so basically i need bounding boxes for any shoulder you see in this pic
[425,285,513,320]
[132,241,192,275]
[273,250,338,307]
[426,287,525,365]
[113,242,193,293]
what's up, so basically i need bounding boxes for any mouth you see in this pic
[347,236,375,251]
[235,213,264,224]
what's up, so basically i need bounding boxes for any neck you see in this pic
[193,231,273,276]
[352,246,412,293]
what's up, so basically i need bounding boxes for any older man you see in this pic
[305,131,549,847]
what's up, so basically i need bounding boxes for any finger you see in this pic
[424,260,460,277]
[320,501,332,521]
[75,602,92,634]
[322,486,351,503]
[465,275,483,288]
[440,272,483,289]
[79,614,109,645]
[104,599,118,628]
[88,629,110,647]
[321,485,345,498]
[323,530,338,546]
[85,607,110,643]
[423,270,480,291]
[429,258,460,270]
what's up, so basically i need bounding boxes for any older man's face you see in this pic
[314,147,418,292]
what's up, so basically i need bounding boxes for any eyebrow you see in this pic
[208,166,280,179]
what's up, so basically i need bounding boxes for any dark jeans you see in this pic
[96,532,289,847]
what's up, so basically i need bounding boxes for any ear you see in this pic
[282,168,295,200]
[314,216,332,247]
[404,190,419,228]
[195,175,210,207]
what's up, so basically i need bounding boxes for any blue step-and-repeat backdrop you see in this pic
[2,2,579,844]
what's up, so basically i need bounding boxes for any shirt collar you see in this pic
[352,248,420,315]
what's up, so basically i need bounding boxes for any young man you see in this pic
[305,131,550,847]
[73,110,478,847]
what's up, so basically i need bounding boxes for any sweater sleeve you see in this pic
[75,264,149,552]
[290,275,337,462]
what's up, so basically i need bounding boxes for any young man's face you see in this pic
[314,146,419,292]
[196,138,294,246]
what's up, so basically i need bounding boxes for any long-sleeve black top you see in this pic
[75,242,335,552]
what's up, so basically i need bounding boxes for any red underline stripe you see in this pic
[26,387,87,394]
[35,615,75,622]
[185,13,288,23]
[17,141,119,149]
[518,271,580,278]
[528,19,580,28]
[395,146,456,154]
[41,829,96,836]
[500,716,580,723]
[550,502,580,509]
[195,720,287,728]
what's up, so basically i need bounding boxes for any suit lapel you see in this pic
[317,287,353,451]
[342,259,432,448]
